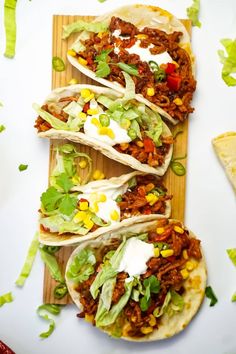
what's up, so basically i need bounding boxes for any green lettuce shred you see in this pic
[15,232,39,287]
[37,304,62,338]
[66,249,96,284]
[231,293,236,302]
[218,39,236,86]
[62,20,109,40]
[227,248,236,266]
[186,0,201,28]
[0,292,14,307]
[33,103,69,130]
[4,0,17,58]
[0,125,6,133]
[153,291,171,317]
[39,246,64,283]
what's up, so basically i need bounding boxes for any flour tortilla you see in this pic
[39,171,171,246]
[37,84,173,176]
[66,219,207,341]
[212,132,236,193]
[67,4,195,125]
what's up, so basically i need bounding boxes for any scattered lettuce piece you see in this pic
[0,125,6,133]
[66,248,96,284]
[4,0,17,58]
[62,20,109,39]
[18,164,28,172]
[142,108,163,146]
[37,304,62,338]
[33,103,69,130]
[52,56,65,72]
[90,265,117,300]
[169,290,185,312]
[227,248,236,266]
[218,39,236,86]
[231,292,236,302]
[122,72,136,101]
[153,291,171,317]
[186,0,201,28]
[117,63,139,76]
[205,286,218,306]
[41,245,60,255]
[15,232,39,287]
[39,247,64,283]
[0,292,14,307]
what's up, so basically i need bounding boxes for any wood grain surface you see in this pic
[43,15,191,304]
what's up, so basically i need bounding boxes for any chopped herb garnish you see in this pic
[0,125,6,133]
[52,56,65,72]
[53,283,68,299]
[96,61,111,77]
[4,0,17,58]
[205,286,218,306]
[18,164,28,171]
[117,62,139,76]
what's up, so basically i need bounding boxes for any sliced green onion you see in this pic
[148,61,159,71]
[128,128,137,140]
[99,114,110,127]
[39,247,64,283]
[0,125,6,133]
[15,232,39,287]
[170,161,186,176]
[205,286,218,306]
[52,56,65,72]
[154,69,166,83]
[18,164,28,172]
[117,63,139,76]
[115,195,122,203]
[0,292,14,307]
[4,0,17,58]
[41,245,61,255]
[53,283,68,299]
[37,304,62,338]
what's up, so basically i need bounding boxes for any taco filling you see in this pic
[68,16,196,122]
[66,219,203,339]
[40,174,171,238]
[34,84,173,169]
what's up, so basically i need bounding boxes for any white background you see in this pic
[0,0,236,353]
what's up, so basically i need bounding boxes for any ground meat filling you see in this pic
[75,219,202,338]
[76,16,196,122]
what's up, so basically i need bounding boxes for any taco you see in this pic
[34,81,173,176]
[66,218,207,341]
[64,4,196,124]
[39,171,171,246]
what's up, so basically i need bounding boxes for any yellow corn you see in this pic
[97,32,104,39]
[140,326,153,335]
[84,217,94,230]
[180,269,189,280]
[81,89,91,98]
[161,249,174,258]
[68,78,78,85]
[136,34,148,40]
[172,60,179,68]
[182,249,189,260]
[149,314,157,327]
[67,49,76,57]
[174,225,184,234]
[90,202,99,213]
[91,118,101,128]
[145,193,159,206]
[73,211,87,223]
[85,314,94,323]
[147,87,155,97]
[93,169,105,180]
[120,143,129,150]
[136,140,144,147]
[98,194,107,202]
[84,93,95,103]
[121,119,131,129]
[98,127,115,139]
[87,108,99,115]
[78,57,88,66]
[79,160,87,169]
[110,210,119,221]
[173,98,183,106]
[186,261,196,272]
[78,112,87,120]
[72,175,81,185]
[154,248,160,257]
[79,201,89,211]
[156,227,164,235]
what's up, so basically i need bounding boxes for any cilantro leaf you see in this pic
[140,295,150,311]
[41,187,64,212]
[59,194,77,216]
[205,286,218,306]
[140,276,160,311]
[95,49,112,63]
[96,61,111,78]
[56,173,73,193]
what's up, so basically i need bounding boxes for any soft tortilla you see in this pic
[37,84,173,176]
[67,4,195,125]
[39,171,171,246]
[66,219,207,341]
[212,132,236,193]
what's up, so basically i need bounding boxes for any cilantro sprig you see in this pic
[140,275,160,311]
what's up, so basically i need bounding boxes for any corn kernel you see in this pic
[84,93,95,103]
[90,202,99,213]
[72,175,81,185]
[180,269,189,280]
[120,119,131,129]
[154,248,160,257]
[98,127,115,139]
[174,225,184,234]
[97,32,104,39]
[147,87,155,97]
[145,193,159,206]
[99,173,105,180]
[93,169,105,180]
[91,118,101,128]
[78,112,87,120]
[84,216,94,230]
[156,227,164,234]
[182,249,189,260]
[149,314,156,327]
[120,143,129,151]
[161,249,174,258]
[78,57,88,66]
[173,98,183,106]
[172,60,179,68]
[73,211,87,223]
[186,261,196,271]
[87,108,99,115]
[79,201,89,211]
[110,210,119,221]
[136,140,144,147]
[85,314,94,323]
[98,194,107,202]
[68,78,78,85]
[141,326,153,335]
[79,160,87,169]
[136,34,148,40]
[67,49,76,57]
[81,89,91,98]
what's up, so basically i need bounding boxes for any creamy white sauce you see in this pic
[113,29,121,38]
[126,40,172,65]
[118,238,154,277]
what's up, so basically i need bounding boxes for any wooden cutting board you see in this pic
[43,15,191,304]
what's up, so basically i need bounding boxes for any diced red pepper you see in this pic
[167,74,182,91]
[165,63,176,74]
[79,198,89,203]
[87,57,94,65]
[143,137,155,153]
[83,102,90,113]
[144,207,152,215]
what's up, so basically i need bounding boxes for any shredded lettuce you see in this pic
[231,293,236,302]
[39,247,64,283]
[122,72,136,101]
[90,264,117,300]
[66,248,96,284]
[37,304,62,338]
[62,20,109,39]
[0,125,6,133]
[153,291,171,317]
[15,232,39,287]
[18,164,28,172]
[227,248,236,266]
[218,39,236,86]
[4,0,17,58]
[0,292,14,307]
[100,277,117,311]
[186,0,201,28]
[142,108,163,146]
[169,290,185,313]
[33,103,69,130]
